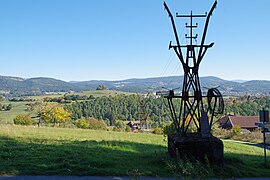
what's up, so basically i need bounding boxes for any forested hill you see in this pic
[0,75,270,96]
[72,76,270,96]
[0,76,82,96]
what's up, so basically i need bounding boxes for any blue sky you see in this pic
[0,0,269,81]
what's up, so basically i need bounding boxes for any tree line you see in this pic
[13,93,270,128]
[223,96,270,116]
[65,94,174,127]
[65,94,270,125]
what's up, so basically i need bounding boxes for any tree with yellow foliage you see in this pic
[41,104,71,126]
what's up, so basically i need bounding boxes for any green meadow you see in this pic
[0,102,30,124]
[0,125,269,178]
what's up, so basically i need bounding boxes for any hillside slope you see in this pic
[0,76,81,96]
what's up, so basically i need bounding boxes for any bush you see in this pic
[87,117,107,130]
[212,126,262,143]
[212,127,234,139]
[125,125,131,132]
[114,120,126,132]
[14,114,32,125]
[76,117,107,130]
[152,127,163,135]
[231,125,241,136]
[163,123,177,136]
[112,126,121,132]
[75,119,89,129]
[232,130,262,143]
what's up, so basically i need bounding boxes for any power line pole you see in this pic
[160,1,224,164]
[163,1,223,136]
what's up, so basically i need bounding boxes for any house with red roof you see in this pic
[218,114,259,131]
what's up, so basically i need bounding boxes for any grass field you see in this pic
[0,125,269,178]
[0,102,31,124]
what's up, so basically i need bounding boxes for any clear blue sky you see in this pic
[0,0,269,81]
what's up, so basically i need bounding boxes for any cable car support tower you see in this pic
[162,1,224,164]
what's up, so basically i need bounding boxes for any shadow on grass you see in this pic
[0,135,169,177]
[1,135,270,178]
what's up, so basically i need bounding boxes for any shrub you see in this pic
[231,125,241,136]
[114,120,126,132]
[163,122,176,136]
[232,130,262,143]
[112,126,121,132]
[152,127,163,135]
[75,119,89,129]
[125,125,131,132]
[14,114,32,125]
[76,118,107,130]
[212,126,262,143]
[212,127,234,139]
[87,117,107,130]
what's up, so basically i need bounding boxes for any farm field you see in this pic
[0,125,269,178]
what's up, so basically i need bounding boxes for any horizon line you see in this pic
[0,74,269,83]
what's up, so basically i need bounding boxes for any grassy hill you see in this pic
[0,125,269,178]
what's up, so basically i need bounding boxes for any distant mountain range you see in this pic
[0,75,270,96]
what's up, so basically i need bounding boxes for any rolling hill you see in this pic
[0,76,82,96]
[0,75,270,96]
[72,76,270,96]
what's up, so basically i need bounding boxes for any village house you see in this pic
[218,114,259,131]
[124,121,144,131]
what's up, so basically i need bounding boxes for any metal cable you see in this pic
[207,88,224,116]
